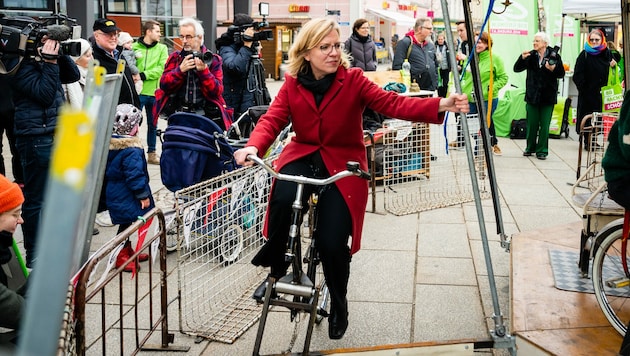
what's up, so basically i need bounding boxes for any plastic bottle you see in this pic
[401,59,411,93]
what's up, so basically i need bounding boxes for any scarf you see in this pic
[353,30,369,43]
[405,29,422,46]
[584,30,607,55]
[297,67,336,107]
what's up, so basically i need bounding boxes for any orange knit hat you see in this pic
[0,174,24,213]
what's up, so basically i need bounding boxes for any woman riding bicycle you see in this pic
[233,18,469,340]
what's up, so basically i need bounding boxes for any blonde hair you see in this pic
[286,18,350,77]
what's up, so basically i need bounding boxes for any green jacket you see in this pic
[603,92,630,183]
[131,37,168,97]
[461,50,508,103]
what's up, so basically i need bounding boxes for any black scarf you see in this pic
[298,67,336,107]
[353,31,369,43]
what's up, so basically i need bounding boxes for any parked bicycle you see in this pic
[246,154,370,356]
[591,209,630,336]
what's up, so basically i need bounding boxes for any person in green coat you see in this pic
[602,92,630,210]
[131,19,168,165]
[460,31,509,156]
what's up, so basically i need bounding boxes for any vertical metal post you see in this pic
[441,0,515,353]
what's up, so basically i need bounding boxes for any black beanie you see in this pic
[234,13,254,26]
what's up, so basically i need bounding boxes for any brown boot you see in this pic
[147,152,160,165]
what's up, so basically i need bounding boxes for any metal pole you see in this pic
[441,0,514,353]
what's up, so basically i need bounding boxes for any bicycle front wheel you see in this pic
[592,226,630,336]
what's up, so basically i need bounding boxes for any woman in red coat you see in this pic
[234,18,469,340]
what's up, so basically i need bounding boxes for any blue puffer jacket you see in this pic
[12,56,80,136]
[105,135,155,225]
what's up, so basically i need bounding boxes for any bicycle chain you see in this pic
[283,312,301,353]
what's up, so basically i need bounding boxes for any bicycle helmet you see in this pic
[113,103,142,136]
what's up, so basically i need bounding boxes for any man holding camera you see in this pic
[12,33,80,267]
[513,31,565,160]
[153,17,232,131]
[217,13,271,118]
[91,18,140,108]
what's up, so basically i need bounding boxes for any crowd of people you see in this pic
[0,11,627,345]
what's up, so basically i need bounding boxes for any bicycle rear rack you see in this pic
[252,276,321,356]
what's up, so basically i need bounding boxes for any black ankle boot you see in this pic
[328,301,348,339]
[252,277,278,303]
[252,279,268,303]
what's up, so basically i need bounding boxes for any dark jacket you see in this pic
[392,34,438,90]
[573,48,613,126]
[105,135,155,225]
[344,32,377,72]
[513,47,565,106]
[91,44,140,107]
[12,56,80,136]
[218,38,258,116]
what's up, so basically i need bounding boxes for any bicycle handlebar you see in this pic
[246,154,371,184]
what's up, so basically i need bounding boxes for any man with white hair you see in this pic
[154,17,232,131]
[513,31,565,160]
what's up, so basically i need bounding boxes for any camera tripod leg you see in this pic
[252,276,276,356]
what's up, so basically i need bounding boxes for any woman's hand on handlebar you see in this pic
[234,146,259,166]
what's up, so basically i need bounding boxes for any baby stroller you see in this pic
[226,105,269,149]
[160,112,237,192]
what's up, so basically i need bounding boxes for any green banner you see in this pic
[481,0,538,89]
[543,0,580,72]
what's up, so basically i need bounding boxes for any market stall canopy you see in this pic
[562,0,620,20]
[365,8,416,28]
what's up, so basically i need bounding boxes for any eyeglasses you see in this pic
[96,31,118,38]
[179,34,196,41]
[319,43,344,55]
[422,26,434,31]
[590,38,601,42]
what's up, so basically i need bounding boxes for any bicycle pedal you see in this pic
[317,308,329,318]
[606,277,630,288]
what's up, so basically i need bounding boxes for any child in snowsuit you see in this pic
[105,104,155,271]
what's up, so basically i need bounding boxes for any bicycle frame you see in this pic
[248,154,369,356]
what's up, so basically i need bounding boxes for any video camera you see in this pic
[544,45,560,66]
[0,14,82,64]
[228,2,273,43]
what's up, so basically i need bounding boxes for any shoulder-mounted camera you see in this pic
[228,22,273,43]
[0,13,82,74]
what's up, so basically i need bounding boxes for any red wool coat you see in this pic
[247,66,444,254]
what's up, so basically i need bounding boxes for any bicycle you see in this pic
[246,154,370,356]
[591,209,630,336]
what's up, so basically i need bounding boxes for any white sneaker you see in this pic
[95,211,114,227]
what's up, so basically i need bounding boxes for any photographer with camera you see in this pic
[12,28,80,268]
[153,17,232,131]
[513,31,565,160]
[216,13,272,119]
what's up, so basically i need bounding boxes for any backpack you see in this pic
[160,112,237,192]
[510,118,527,139]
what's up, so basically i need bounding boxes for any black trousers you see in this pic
[252,157,352,313]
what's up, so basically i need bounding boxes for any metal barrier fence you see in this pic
[382,114,491,215]
[58,208,188,355]
[172,160,272,343]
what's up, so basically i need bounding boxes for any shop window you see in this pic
[107,0,140,13]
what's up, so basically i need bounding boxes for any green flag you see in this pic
[481,0,539,89]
